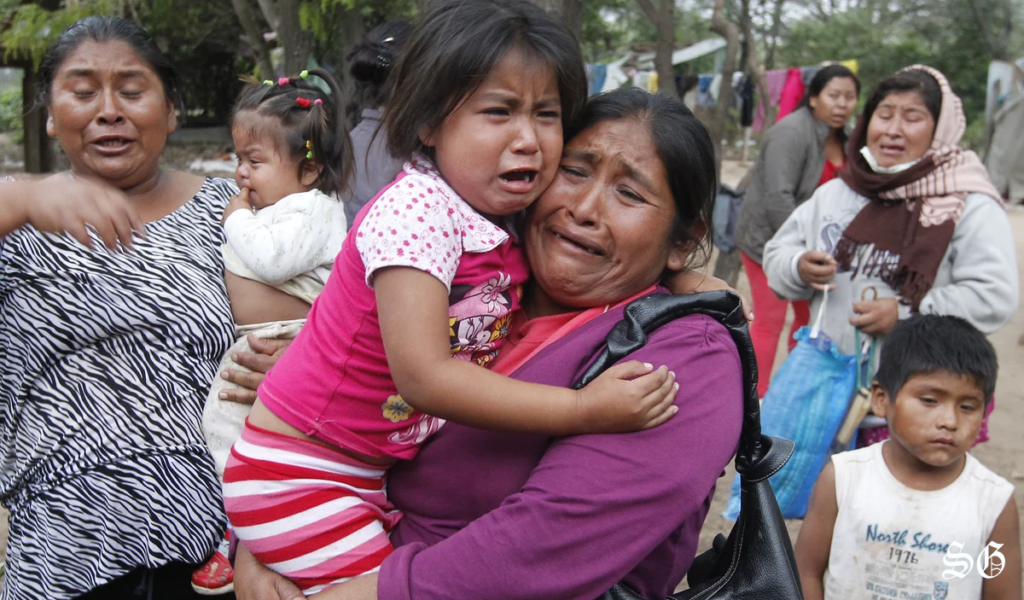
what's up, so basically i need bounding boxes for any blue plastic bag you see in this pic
[724,322,856,519]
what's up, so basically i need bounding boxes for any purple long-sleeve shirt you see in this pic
[378,301,744,600]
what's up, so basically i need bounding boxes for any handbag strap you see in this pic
[571,290,769,476]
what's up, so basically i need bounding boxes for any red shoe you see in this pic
[192,532,234,595]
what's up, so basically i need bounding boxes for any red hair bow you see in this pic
[296,97,311,109]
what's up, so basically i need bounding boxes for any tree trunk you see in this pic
[277,0,311,75]
[741,0,774,132]
[765,0,785,69]
[529,0,584,39]
[636,0,677,98]
[230,0,277,79]
[709,0,741,176]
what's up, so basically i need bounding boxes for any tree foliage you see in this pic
[776,0,1024,147]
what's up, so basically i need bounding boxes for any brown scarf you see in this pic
[835,65,1003,310]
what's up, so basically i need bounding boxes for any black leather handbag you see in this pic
[575,291,804,600]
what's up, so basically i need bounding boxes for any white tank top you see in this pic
[824,442,1014,600]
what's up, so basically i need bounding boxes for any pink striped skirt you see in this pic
[223,420,401,594]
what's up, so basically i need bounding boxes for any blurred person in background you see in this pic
[735,64,860,397]
[342,21,413,228]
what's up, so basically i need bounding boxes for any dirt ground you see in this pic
[0,159,1021,588]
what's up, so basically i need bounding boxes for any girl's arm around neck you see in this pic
[374,266,679,436]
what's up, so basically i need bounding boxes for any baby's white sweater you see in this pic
[222,189,347,304]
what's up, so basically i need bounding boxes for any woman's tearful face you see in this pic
[46,40,176,189]
[525,118,686,313]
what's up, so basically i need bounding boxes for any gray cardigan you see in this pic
[735,106,834,263]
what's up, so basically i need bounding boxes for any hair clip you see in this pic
[313,99,322,105]
[305,140,314,160]
[383,37,394,43]
[377,55,391,68]
[299,70,309,79]
[278,77,290,86]
[296,97,311,109]
[262,80,273,85]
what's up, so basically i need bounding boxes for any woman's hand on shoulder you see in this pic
[665,270,754,321]
[219,334,293,404]
[3,174,144,249]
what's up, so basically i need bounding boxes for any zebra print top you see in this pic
[0,177,237,599]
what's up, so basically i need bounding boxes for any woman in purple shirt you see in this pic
[234,88,744,600]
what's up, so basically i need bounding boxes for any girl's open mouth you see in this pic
[500,169,537,183]
[498,169,539,194]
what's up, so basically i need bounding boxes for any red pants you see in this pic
[741,252,809,398]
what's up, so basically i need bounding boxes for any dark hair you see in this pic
[875,315,998,403]
[383,0,587,160]
[232,69,353,196]
[565,88,717,269]
[799,64,860,109]
[39,16,181,110]
[345,21,413,128]
[861,69,943,128]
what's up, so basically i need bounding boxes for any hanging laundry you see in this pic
[698,74,713,93]
[601,57,629,93]
[588,63,607,96]
[739,75,755,127]
[801,65,821,87]
[776,67,805,121]
[647,72,659,93]
[732,72,745,110]
[840,59,859,75]
[709,73,723,103]
[753,69,787,131]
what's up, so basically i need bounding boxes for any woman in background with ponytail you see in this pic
[192,67,353,595]
[343,21,413,227]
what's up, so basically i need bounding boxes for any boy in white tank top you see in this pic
[795,315,1020,600]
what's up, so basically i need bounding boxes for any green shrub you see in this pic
[0,87,24,144]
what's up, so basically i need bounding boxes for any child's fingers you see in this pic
[641,383,680,429]
[602,360,656,381]
[639,371,677,424]
[642,404,679,429]
[623,365,671,397]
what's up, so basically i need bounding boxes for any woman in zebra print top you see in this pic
[0,17,251,599]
